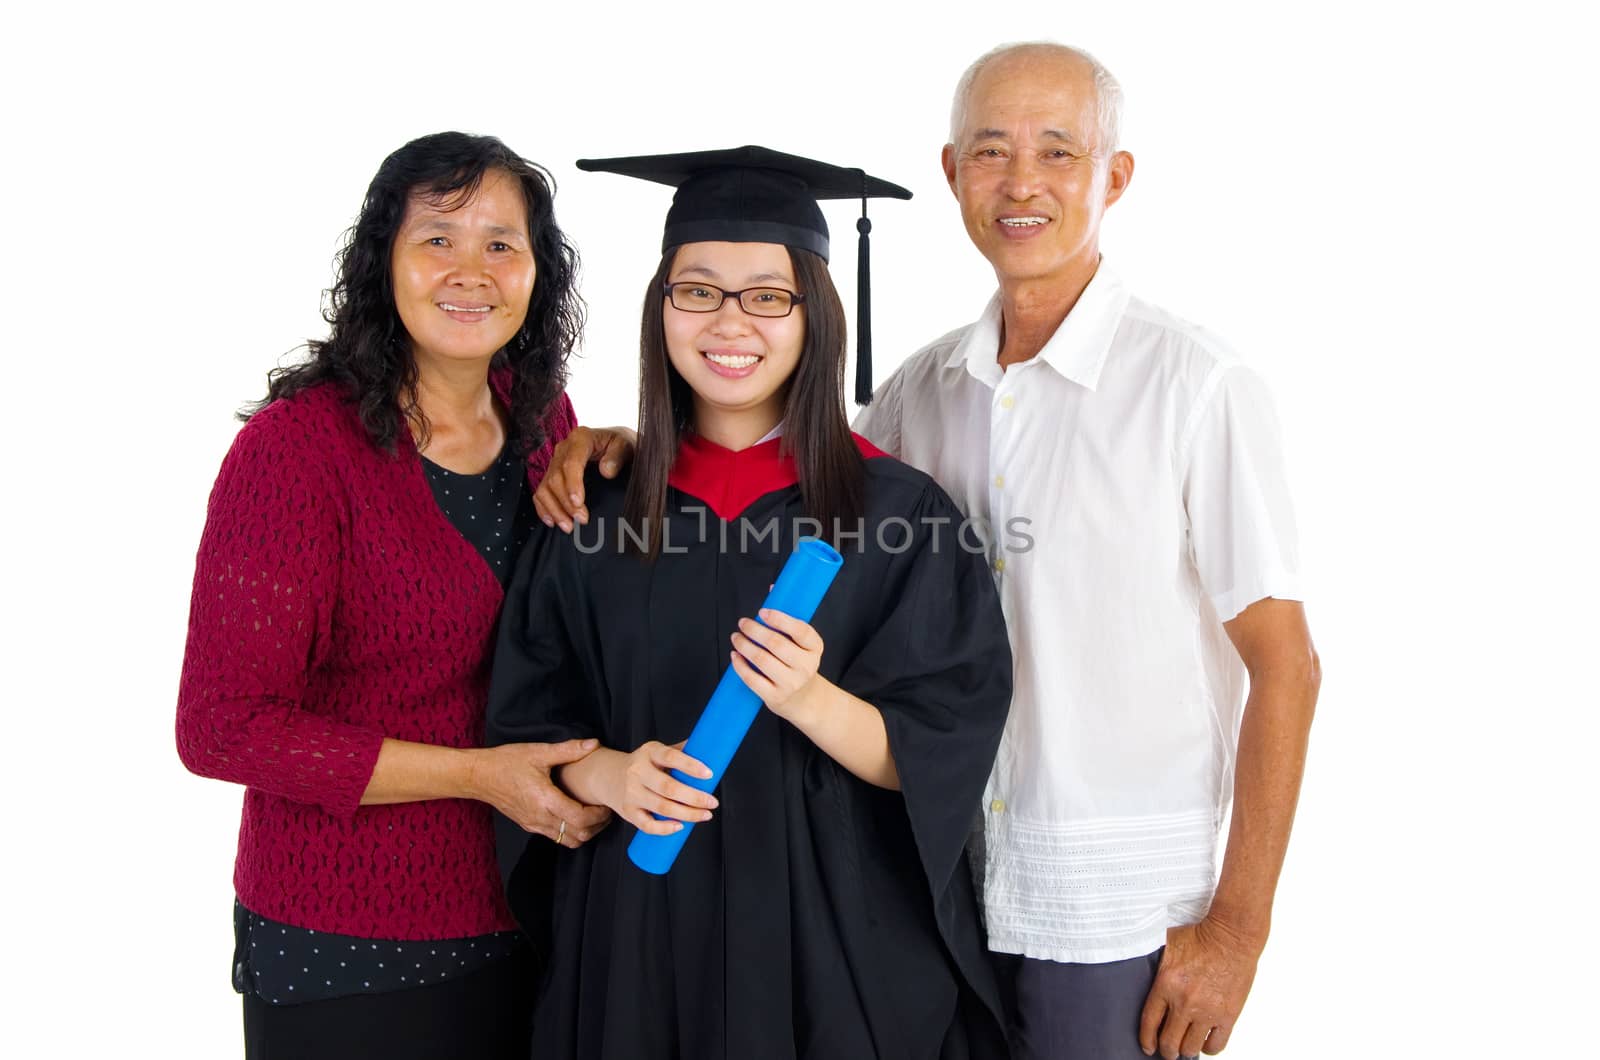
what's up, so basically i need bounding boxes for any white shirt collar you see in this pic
[944,260,1129,391]
[754,419,785,445]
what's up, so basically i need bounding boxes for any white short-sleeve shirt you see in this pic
[854,262,1303,964]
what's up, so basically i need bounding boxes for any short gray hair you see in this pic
[948,41,1124,154]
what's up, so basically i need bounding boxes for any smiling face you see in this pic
[390,168,536,372]
[942,50,1131,295]
[663,240,805,441]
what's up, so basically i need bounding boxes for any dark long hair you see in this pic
[245,131,583,454]
[624,245,865,558]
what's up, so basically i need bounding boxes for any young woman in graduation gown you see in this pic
[487,147,1014,1059]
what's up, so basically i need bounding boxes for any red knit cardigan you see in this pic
[176,379,575,939]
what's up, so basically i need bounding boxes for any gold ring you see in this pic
[556,820,567,845]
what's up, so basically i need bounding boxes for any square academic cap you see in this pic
[576,145,911,405]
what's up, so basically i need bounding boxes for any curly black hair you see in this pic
[247,131,583,455]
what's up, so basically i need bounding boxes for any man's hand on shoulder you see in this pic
[534,426,637,532]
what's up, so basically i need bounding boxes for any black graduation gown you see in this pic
[487,434,1013,1060]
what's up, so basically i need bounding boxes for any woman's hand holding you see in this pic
[569,743,716,836]
[729,610,900,790]
[730,609,829,724]
[469,739,612,847]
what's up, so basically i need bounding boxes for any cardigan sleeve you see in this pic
[175,402,385,817]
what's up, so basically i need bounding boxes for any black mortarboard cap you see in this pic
[576,145,911,405]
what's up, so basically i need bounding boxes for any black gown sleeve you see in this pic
[487,524,598,746]
[484,524,600,933]
[839,482,1011,901]
[833,478,1014,1047]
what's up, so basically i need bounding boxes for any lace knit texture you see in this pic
[176,380,575,940]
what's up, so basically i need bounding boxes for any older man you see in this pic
[850,44,1320,1060]
[537,41,1319,1060]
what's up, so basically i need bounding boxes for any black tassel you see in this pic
[855,200,873,406]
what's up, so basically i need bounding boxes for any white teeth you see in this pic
[440,304,491,312]
[1000,217,1048,227]
[706,352,760,369]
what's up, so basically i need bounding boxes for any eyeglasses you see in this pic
[662,280,806,318]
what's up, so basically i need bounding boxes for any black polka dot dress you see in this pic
[418,440,538,586]
[233,903,526,1005]
[233,440,536,1006]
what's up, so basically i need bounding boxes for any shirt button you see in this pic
[990,799,1006,813]
[993,474,1005,489]
[993,557,1006,573]
[1000,395,1015,410]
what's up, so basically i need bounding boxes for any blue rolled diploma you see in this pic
[627,537,844,875]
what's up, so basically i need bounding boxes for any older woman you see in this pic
[176,131,609,1059]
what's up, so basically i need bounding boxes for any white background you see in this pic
[4,1,1595,1056]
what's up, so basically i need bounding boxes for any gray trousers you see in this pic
[990,948,1188,1060]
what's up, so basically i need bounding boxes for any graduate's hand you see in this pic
[596,742,717,836]
[533,425,637,532]
[469,740,613,848]
[730,609,827,723]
